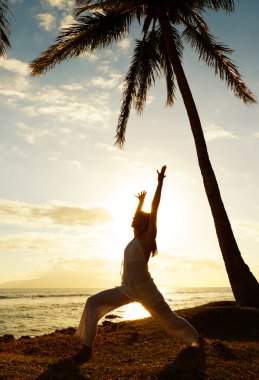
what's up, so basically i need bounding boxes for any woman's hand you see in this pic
[157,165,167,183]
[135,191,147,203]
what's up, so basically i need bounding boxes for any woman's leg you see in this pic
[143,299,200,346]
[75,287,132,347]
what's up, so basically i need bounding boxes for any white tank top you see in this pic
[121,238,152,287]
[119,238,164,306]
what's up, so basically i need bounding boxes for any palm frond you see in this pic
[75,0,126,16]
[182,22,256,104]
[168,0,202,24]
[115,24,178,147]
[0,0,11,56]
[171,0,234,26]
[167,22,184,61]
[115,34,148,147]
[134,30,161,114]
[75,0,139,16]
[203,0,235,13]
[75,0,92,4]
[162,54,175,106]
[30,10,133,76]
[156,27,176,106]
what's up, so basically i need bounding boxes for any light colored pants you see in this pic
[75,287,199,347]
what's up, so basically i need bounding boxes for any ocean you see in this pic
[0,287,233,338]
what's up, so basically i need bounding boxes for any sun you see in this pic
[107,181,188,253]
[119,302,150,321]
[156,187,188,249]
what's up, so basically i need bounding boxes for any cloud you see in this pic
[0,57,29,76]
[0,57,115,129]
[0,58,29,103]
[255,132,259,138]
[165,255,221,271]
[174,171,196,184]
[60,83,82,91]
[33,205,111,226]
[69,160,82,169]
[16,122,52,144]
[204,123,239,142]
[146,95,154,105]
[35,13,56,31]
[0,87,27,100]
[0,234,63,252]
[89,72,122,89]
[42,0,73,10]
[0,76,29,105]
[59,14,74,29]
[95,142,118,153]
[158,247,221,267]
[0,199,112,227]
[82,52,99,63]
[117,38,131,51]
[10,0,23,4]
[234,220,259,239]
[0,226,116,256]
[20,85,115,127]
[91,64,123,89]
[0,61,118,145]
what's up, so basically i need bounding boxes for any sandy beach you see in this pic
[0,301,258,379]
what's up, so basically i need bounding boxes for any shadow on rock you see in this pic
[157,346,206,380]
[36,359,89,380]
[186,302,259,342]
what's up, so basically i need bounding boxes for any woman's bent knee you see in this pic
[85,295,96,309]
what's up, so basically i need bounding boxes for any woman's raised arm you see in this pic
[133,190,147,217]
[151,165,167,218]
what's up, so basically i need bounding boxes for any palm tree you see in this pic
[30,0,259,307]
[0,0,11,56]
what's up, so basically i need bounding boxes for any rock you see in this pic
[19,335,31,340]
[0,334,15,342]
[105,314,122,319]
[102,320,114,327]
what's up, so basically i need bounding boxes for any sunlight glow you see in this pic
[120,302,150,321]
[157,187,188,249]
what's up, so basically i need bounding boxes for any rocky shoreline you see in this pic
[0,301,258,379]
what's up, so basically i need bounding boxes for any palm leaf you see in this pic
[30,10,133,76]
[115,24,179,147]
[182,21,256,104]
[75,0,141,16]
[133,30,161,114]
[75,0,92,4]
[156,27,176,106]
[203,0,235,13]
[0,0,11,56]
[75,0,128,16]
[115,33,148,147]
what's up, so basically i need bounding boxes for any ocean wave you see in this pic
[0,293,91,300]
[0,287,234,338]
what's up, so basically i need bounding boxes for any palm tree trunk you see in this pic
[159,15,259,307]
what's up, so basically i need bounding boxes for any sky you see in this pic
[0,0,258,289]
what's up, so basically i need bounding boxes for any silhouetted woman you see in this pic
[74,166,202,363]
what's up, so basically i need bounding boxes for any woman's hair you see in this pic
[137,211,158,257]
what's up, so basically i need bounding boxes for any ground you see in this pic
[0,302,258,379]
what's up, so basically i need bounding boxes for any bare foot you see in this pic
[197,336,207,348]
[73,345,92,364]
